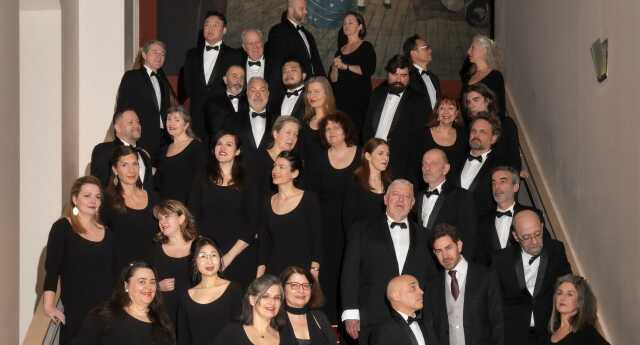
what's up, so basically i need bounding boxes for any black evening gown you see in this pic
[44,219,114,345]
[154,140,208,204]
[423,126,468,177]
[299,124,325,189]
[102,191,159,274]
[258,191,323,275]
[71,311,173,345]
[189,177,257,288]
[308,148,360,323]
[545,325,610,345]
[280,309,337,345]
[464,69,506,118]
[176,282,243,345]
[331,41,376,132]
[342,176,386,231]
[146,242,192,326]
[213,322,258,345]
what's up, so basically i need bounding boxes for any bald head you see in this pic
[512,209,544,256]
[386,275,424,316]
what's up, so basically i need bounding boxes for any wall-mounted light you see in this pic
[591,38,608,82]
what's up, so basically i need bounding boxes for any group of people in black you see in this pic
[42,1,609,345]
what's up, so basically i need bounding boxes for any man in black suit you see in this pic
[116,41,173,161]
[181,11,242,146]
[403,34,440,113]
[413,148,478,257]
[362,55,428,184]
[265,0,325,98]
[241,29,268,83]
[452,113,501,219]
[426,223,504,345]
[341,179,437,344]
[492,209,572,345]
[203,65,247,145]
[370,275,440,345]
[90,108,153,189]
[224,77,275,158]
[275,58,307,119]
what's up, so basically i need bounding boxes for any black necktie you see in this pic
[228,94,240,100]
[467,154,483,163]
[251,111,266,118]
[390,222,407,230]
[248,60,261,67]
[205,45,219,51]
[496,210,513,218]
[425,189,440,198]
[286,89,302,98]
[529,254,540,265]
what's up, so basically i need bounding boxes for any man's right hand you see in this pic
[344,319,360,339]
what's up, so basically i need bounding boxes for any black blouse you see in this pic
[71,311,173,345]
[155,140,208,204]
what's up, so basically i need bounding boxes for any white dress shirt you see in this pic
[203,41,222,84]
[397,311,427,345]
[460,150,491,190]
[246,56,265,82]
[414,64,437,109]
[421,180,445,227]
[118,138,146,183]
[521,250,541,326]
[144,65,163,128]
[227,93,240,112]
[374,92,403,140]
[495,203,515,248]
[289,19,311,57]
[249,107,267,147]
[280,86,303,116]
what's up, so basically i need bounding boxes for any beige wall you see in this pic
[0,0,20,343]
[496,1,640,344]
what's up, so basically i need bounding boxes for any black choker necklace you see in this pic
[285,304,308,315]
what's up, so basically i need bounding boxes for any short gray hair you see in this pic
[492,166,520,185]
[386,179,414,197]
[241,29,264,44]
[248,76,269,91]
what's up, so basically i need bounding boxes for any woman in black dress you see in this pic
[463,34,506,119]
[311,112,360,323]
[279,266,337,345]
[154,106,208,204]
[177,237,243,345]
[43,176,114,345]
[189,131,257,286]
[147,199,197,325]
[343,138,391,229]
[102,146,159,274]
[547,275,610,345]
[423,97,468,176]
[71,261,174,345]
[214,275,285,345]
[330,11,376,132]
[462,83,521,172]
[257,151,323,279]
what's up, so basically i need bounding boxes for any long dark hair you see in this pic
[549,274,599,334]
[275,151,304,187]
[280,266,324,309]
[190,236,225,286]
[240,275,286,330]
[92,261,174,343]
[207,131,244,189]
[353,138,392,191]
[106,146,143,212]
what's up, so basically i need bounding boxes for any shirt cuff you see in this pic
[341,309,360,321]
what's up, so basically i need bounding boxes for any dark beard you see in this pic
[388,82,406,94]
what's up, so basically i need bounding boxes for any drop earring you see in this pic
[72,206,79,216]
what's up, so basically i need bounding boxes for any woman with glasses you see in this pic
[176,237,243,345]
[279,266,336,345]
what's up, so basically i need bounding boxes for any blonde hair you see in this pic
[303,76,336,123]
[153,199,198,243]
[471,34,499,70]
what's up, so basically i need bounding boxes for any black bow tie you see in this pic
[228,94,240,100]
[150,71,157,77]
[425,189,440,198]
[205,45,219,51]
[296,25,304,31]
[496,210,513,218]
[251,111,266,118]
[248,60,261,67]
[420,70,429,76]
[286,89,302,98]
[388,90,402,97]
[467,154,483,163]
[528,254,540,265]
[407,314,422,324]
[390,222,407,230]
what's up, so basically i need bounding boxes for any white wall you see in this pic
[496,1,640,344]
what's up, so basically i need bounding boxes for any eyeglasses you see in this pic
[519,231,543,242]
[196,252,218,260]
[286,282,313,291]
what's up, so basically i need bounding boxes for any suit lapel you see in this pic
[379,219,401,275]
[426,192,445,230]
[513,247,527,292]
[489,215,502,250]
[209,44,226,86]
[370,91,386,132]
[242,112,259,150]
[140,68,161,112]
[196,48,207,87]
[392,312,419,345]
[468,151,493,191]
[402,223,418,274]
[533,247,549,297]
[388,92,406,135]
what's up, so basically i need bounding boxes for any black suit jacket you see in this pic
[452,150,501,219]
[411,180,478,259]
[265,14,326,97]
[275,89,305,119]
[181,43,242,144]
[370,310,440,345]
[115,67,174,161]
[361,85,428,184]
[341,214,437,329]
[204,92,248,146]
[224,107,276,157]
[90,139,154,190]
[408,67,441,112]
[492,240,572,344]
[425,262,504,345]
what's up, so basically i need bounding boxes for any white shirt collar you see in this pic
[469,149,492,160]
[396,310,417,321]
[386,215,409,228]
[428,179,446,192]
[143,65,156,77]
[413,64,429,74]
[249,107,266,114]
[205,40,222,51]
[497,202,516,213]
[449,255,468,277]
[118,137,134,147]
[247,56,265,63]
[288,18,301,28]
